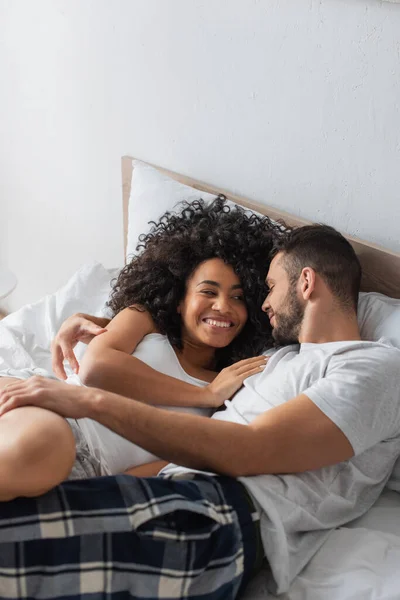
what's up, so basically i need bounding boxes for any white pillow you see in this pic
[358,292,400,349]
[126,160,217,259]
[357,292,400,492]
[126,160,266,259]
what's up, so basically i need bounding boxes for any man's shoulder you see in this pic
[299,339,400,361]
[332,338,400,357]
[328,338,400,376]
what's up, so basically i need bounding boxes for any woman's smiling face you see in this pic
[178,258,248,349]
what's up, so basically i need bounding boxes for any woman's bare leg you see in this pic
[0,377,76,500]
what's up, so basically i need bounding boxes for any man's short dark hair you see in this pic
[271,224,362,311]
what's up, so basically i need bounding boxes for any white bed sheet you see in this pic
[243,490,400,600]
[1,263,400,600]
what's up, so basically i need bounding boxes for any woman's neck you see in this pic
[176,338,216,370]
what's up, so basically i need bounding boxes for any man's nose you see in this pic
[261,297,270,313]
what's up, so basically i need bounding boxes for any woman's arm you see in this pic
[52,313,110,379]
[78,307,216,407]
[73,313,111,329]
[79,308,267,409]
[123,460,169,477]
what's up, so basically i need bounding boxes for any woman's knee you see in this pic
[0,406,76,498]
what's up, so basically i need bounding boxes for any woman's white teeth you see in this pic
[204,319,231,328]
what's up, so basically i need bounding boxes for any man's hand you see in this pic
[0,376,93,419]
[52,314,109,380]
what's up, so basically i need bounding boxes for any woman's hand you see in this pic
[51,314,109,380]
[0,376,93,419]
[204,355,268,408]
[124,460,169,478]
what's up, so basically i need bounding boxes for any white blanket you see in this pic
[0,262,116,380]
[1,263,400,600]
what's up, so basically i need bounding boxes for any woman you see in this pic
[0,197,285,499]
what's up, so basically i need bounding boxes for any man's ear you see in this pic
[299,267,316,300]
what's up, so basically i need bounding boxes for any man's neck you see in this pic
[298,306,361,345]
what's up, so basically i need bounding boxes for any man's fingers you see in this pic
[0,383,31,415]
[0,381,28,400]
[0,376,48,405]
[51,344,67,380]
[0,393,43,416]
[0,394,22,416]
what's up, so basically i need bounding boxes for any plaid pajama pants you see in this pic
[0,473,261,600]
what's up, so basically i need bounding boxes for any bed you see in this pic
[1,157,400,599]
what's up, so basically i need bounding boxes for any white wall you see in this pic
[1,0,400,312]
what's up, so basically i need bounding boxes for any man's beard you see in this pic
[272,292,304,346]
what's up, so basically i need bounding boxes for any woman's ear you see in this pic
[177,304,181,315]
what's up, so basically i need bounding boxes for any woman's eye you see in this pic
[232,295,245,302]
[201,290,216,296]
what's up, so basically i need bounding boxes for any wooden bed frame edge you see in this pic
[121,156,400,299]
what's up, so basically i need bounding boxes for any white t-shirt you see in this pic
[73,333,211,474]
[162,338,400,594]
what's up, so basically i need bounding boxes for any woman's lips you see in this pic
[203,318,233,329]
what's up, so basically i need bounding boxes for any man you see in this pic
[1,224,400,599]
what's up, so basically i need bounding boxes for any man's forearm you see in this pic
[88,388,254,477]
[0,376,355,476]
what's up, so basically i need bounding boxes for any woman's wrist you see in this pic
[196,385,220,408]
[77,313,111,328]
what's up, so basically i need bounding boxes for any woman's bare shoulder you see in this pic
[109,305,157,332]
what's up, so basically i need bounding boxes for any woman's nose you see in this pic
[212,296,229,312]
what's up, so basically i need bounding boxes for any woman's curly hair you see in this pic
[108,196,289,369]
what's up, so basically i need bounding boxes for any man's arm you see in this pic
[0,378,353,477]
[89,390,354,476]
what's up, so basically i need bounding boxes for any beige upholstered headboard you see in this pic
[121,156,400,299]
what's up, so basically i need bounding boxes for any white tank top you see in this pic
[70,333,211,474]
